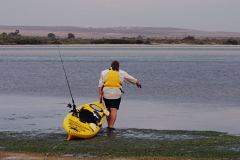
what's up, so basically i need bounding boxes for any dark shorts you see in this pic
[103,97,121,110]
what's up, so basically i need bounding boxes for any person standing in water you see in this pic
[98,60,142,130]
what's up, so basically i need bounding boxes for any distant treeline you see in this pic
[0,30,240,45]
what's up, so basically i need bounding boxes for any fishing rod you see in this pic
[58,46,77,115]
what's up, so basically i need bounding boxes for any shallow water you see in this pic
[0,45,240,134]
[0,94,239,134]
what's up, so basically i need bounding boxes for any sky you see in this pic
[0,0,240,32]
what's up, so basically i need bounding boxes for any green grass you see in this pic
[0,129,240,159]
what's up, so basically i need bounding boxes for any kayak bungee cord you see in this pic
[58,46,77,115]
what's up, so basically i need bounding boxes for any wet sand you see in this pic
[0,151,189,160]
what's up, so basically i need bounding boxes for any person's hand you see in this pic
[136,81,142,88]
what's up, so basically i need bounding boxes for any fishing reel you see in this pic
[67,103,73,109]
[66,103,78,116]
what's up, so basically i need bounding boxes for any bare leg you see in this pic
[107,108,118,128]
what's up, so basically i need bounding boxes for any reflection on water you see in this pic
[0,95,240,134]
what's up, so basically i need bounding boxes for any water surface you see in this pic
[0,45,240,134]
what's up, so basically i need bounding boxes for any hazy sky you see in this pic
[1,0,240,32]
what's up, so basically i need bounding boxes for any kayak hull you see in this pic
[63,101,108,140]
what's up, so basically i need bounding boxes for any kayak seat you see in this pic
[78,109,101,124]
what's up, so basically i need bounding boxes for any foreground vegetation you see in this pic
[0,129,240,159]
[0,30,240,45]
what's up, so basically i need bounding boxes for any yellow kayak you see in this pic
[63,101,109,140]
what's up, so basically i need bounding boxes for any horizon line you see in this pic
[0,24,239,33]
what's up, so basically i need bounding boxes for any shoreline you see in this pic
[1,44,240,47]
[1,129,240,159]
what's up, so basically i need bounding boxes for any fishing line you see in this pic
[57,46,77,114]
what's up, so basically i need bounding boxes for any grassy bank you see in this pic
[0,129,240,159]
[1,31,240,45]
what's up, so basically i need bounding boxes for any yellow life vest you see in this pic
[104,69,121,88]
